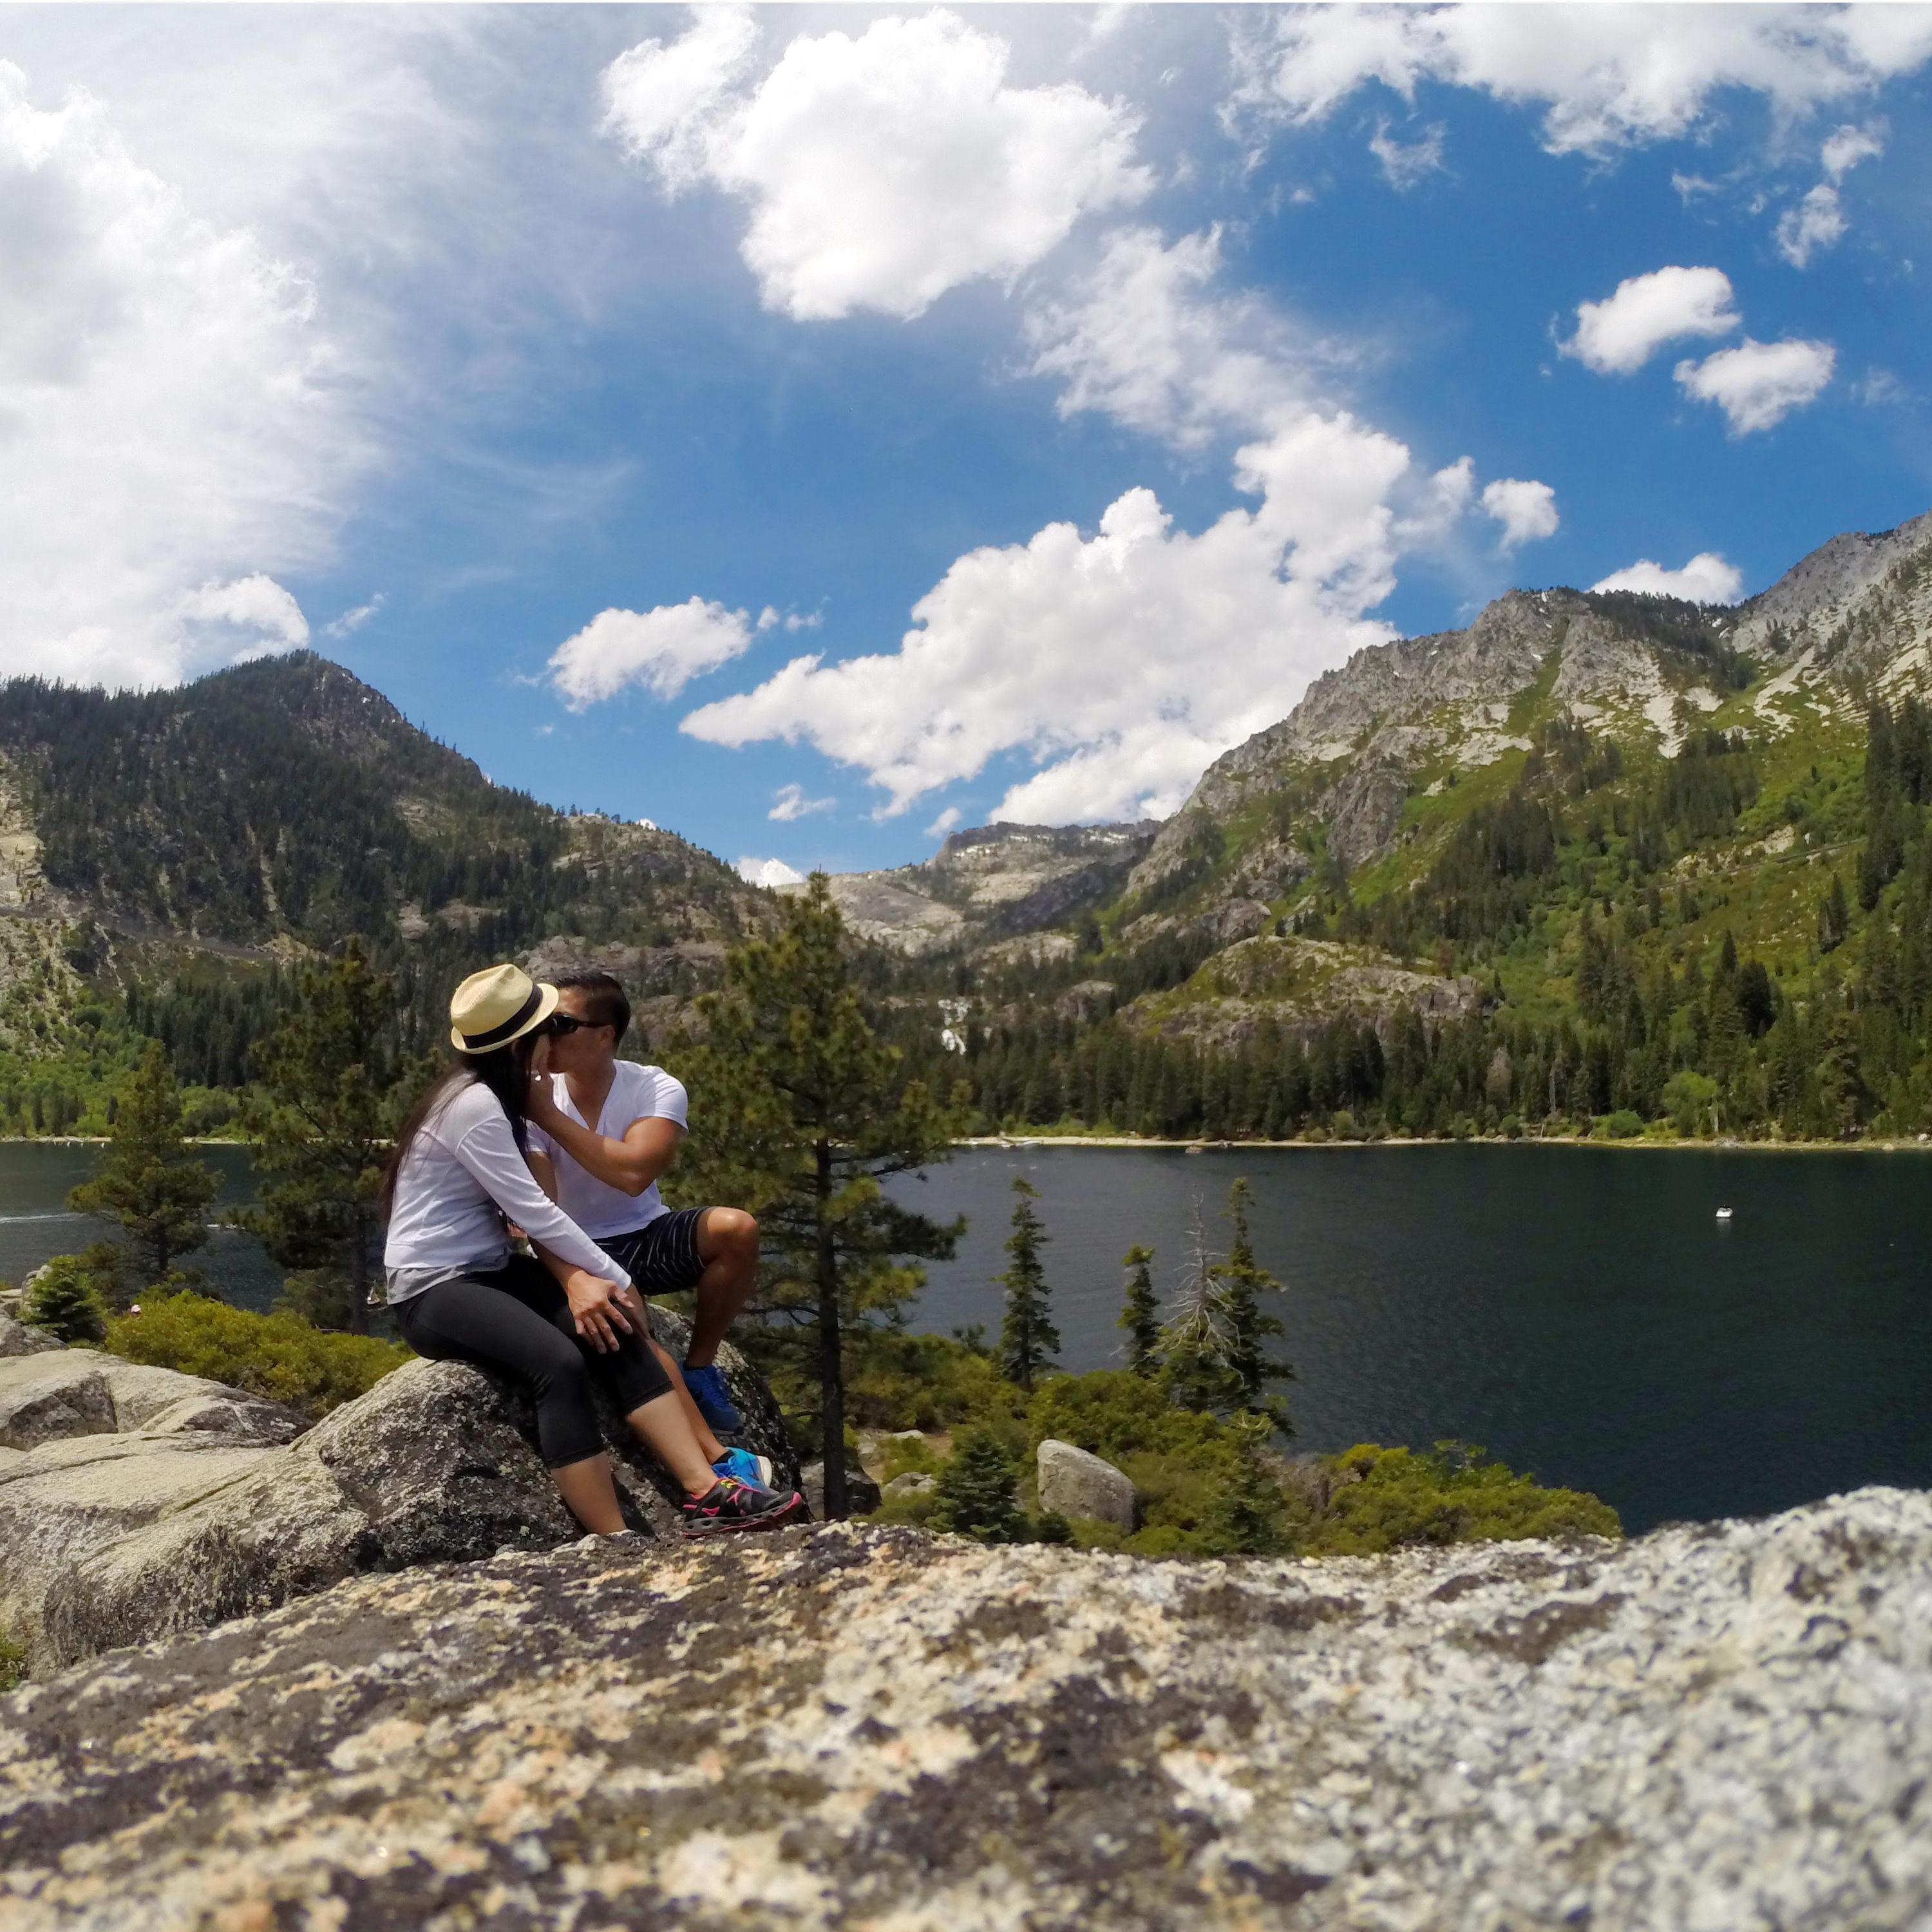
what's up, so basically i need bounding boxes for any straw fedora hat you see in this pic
[448,963,558,1055]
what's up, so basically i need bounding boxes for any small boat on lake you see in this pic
[1715,1206,1734,1222]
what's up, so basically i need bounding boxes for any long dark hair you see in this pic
[379,1034,536,1222]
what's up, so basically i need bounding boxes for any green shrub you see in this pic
[105,1293,409,1417]
[737,1323,1025,1457]
[848,1329,1025,1435]
[1292,1443,1621,1555]
[1597,1110,1645,1140]
[0,1629,25,1694]
[21,1256,109,1344]
[877,1432,942,1482]
[933,1427,1026,1543]
[869,1484,942,1530]
[1025,1370,1293,1557]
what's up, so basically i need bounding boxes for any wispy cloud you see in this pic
[324,592,386,638]
[768,782,833,822]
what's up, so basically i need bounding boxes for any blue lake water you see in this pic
[5,1140,1928,1535]
[894,1144,1932,1535]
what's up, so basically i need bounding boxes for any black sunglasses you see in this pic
[542,1014,591,1036]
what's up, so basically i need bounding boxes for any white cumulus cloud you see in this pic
[601,6,1151,321]
[1674,337,1836,435]
[1561,266,1739,375]
[768,782,833,822]
[925,805,963,837]
[679,212,1567,826]
[1480,478,1560,550]
[549,598,755,708]
[1232,5,1932,157]
[178,574,312,657]
[736,855,805,887]
[0,61,368,688]
[1026,225,1310,449]
[1591,553,1744,605]
[683,412,1414,826]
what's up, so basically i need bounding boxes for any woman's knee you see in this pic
[532,1336,594,1405]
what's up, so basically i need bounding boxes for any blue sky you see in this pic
[3,5,1929,879]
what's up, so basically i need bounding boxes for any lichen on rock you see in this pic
[4,1487,1930,1929]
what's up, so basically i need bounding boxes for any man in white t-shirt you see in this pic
[522,969,759,1435]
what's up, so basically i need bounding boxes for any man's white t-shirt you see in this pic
[525,1061,689,1241]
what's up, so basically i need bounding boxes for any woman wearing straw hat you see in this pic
[380,962,803,1536]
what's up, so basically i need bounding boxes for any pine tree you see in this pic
[234,942,422,1336]
[996,1175,1060,1391]
[1221,1179,1294,1432]
[68,1040,216,1286]
[22,1255,109,1344]
[1159,1198,1242,1414]
[675,875,964,1518]
[1819,873,1850,951]
[933,1427,1024,1543]
[1118,1242,1160,1376]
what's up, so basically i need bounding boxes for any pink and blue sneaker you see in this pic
[682,1475,804,1537]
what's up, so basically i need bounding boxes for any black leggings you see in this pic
[397,1256,671,1468]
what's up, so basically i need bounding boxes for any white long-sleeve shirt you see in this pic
[383,1077,632,1303]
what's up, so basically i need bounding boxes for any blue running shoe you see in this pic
[714,1447,774,1488]
[683,1360,744,1434]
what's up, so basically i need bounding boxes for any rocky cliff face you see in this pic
[1130,511,1932,916]
[1733,506,1932,699]
[3,1488,1928,1929]
[801,821,1160,958]
[1125,935,1485,1050]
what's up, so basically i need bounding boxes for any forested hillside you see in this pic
[5,511,1932,1148]
[0,654,768,1126]
[878,509,1932,1144]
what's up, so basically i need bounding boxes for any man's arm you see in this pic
[524,1139,649,1327]
[527,1101,683,1198]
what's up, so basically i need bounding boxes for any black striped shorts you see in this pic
[603,1208,706,1296]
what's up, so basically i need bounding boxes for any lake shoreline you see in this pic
[958,1133,1932,1155]
[11,1133,1932,1157]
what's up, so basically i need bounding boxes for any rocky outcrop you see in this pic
[802,1461,882,1518]
[5,1489,1931,1929]
[0,1314,60,1360]
[0,1313,793,1677]
[1732,506,1932,661]
[1126,936,1484,1051]
[802,821,1162,958]
[0,1348,303,1452]
[1119,512,1931,937]
[1036,1438,1135,1530]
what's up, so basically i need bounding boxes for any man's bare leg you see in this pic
[685,1207,759,1368]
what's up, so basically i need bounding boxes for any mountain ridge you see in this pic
[0,653,772,1067]
[5,506,1932,1146]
